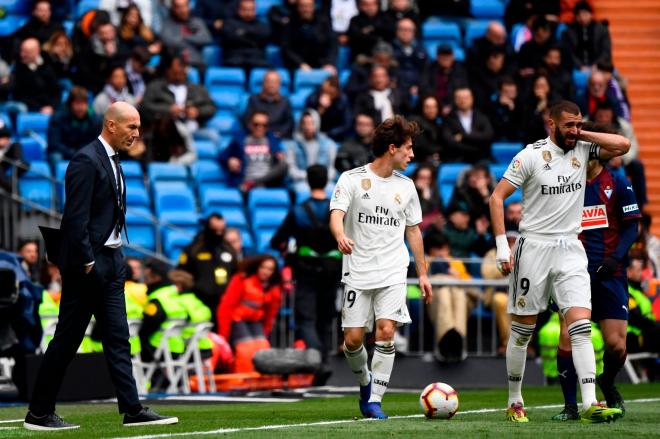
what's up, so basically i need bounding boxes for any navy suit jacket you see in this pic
[56,139,126,270]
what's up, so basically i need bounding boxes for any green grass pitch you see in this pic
[1,383,659,438]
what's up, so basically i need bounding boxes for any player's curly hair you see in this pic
[372,115,421,158]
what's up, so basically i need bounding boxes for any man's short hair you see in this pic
[372,115,420,157]
[307,164,328,190]
[67,86,89,104]
[130,46,151,65]
[549,100,580,121]
[532,16,551,32]
[499,75,516,88]
[596,60,614,73]
[249,110,269,121]
[574,1,593,14]
[145,257,171,280]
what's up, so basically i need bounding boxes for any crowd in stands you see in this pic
[0,0,658,376]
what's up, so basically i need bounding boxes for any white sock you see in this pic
[568,319,597,410]
[344,343,370,386]
[369,341,395,403]
[506,322,535,407]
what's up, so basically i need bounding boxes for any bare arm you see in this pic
[330,209,354,255]
[488,179,517,275]
[406,225,432,304]
[579,129,631,160]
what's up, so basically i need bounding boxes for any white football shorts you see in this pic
[341,283,411,331]
[508,234,591,315]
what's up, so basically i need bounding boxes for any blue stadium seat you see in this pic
[0,15,28,37]
[402,162,417,177]
[209,89,246,114]
[200,186,243,209]
[337,46,351,71]
[470,0,505,19]
[289,89,313,111]
[202,44,222,67]
[247,187,290,211]
[192,160,226,185]
[16,113,50,138]
[19,161,53,210]
[490,163,508,180]
[241,230,255,255]
[194,140,219,160]
[573,69,590,97]
[256,229,276,253]
[422,21,462,46]
[256,0,282,17]
[162,228,194,262]
[265,45,282,68]
[153,181,197,217]
[248,68,291,95]
[438,163,470,184]
[187,67,200,84]
[125,207,156,251]
[464,20,491,47]
[55,160,68,208]
[293,69,332,94]
[148,163,188,184]
[204,67,246,94]
[0,0,31,15]
[252,209,287,231]
[207,112,239,135]
[125,180,150,208]
[440,183,454,209]
[212,206,248,230]
[19,137,45,161]
[76,0,100,17]
[492,142,523,164]
[339,69,351,86]
[121,161,143,181]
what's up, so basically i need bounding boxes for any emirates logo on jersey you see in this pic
[581,204,609,230]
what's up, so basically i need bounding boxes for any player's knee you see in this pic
[343,331,364,351]
[375,323,396,342]
[509,321,535,347]
[605,335,627,358]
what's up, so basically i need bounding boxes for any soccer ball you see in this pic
[419,382,459,419]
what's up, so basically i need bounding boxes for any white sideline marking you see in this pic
[155,396,302,403]
[0,427,19,430]
[0,419,22,424]
[111,397,660,439]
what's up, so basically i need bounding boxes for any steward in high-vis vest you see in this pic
[169,269,214,355]
[627,256,659,354]
[139,259,187,360]
[39,289,95,353]
[217,255,282,373]
[270,165,341,378]
[177,213,238,330]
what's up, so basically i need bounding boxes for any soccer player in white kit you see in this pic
[489,101,630,423]
[329,116,433,419]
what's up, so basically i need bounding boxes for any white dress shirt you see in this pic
[458,110,473,134]
[98,135,123,248]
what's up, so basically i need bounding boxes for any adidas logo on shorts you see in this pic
[362,193,370,199]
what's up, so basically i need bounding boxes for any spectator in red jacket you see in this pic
[217,255,282,372]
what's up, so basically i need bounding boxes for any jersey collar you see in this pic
[544,137,565,154]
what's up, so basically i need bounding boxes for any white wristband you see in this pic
[495,234,510,261]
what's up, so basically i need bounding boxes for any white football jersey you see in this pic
[330,164,422,289]
[502,137,600,236]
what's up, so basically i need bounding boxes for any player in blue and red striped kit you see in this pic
[552,141,641,421]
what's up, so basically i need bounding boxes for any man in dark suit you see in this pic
[24,103,177,431]
[440,87,494,163]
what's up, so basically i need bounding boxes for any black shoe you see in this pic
[24,412,80,431]
[597,376,626,417]
[123,407,179,427]
[551,404,580,421]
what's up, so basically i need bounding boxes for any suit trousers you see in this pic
[29,247,141,415]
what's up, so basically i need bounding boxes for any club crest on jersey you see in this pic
[542,151,552,162]
[511,159,521,172]
[581,204,608,230]
[394,193,401,204]
[517,298,526,308]
[604,186,613,199]
[571,157,581,169]
[361,179,371,191]
[333,187,341,200]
